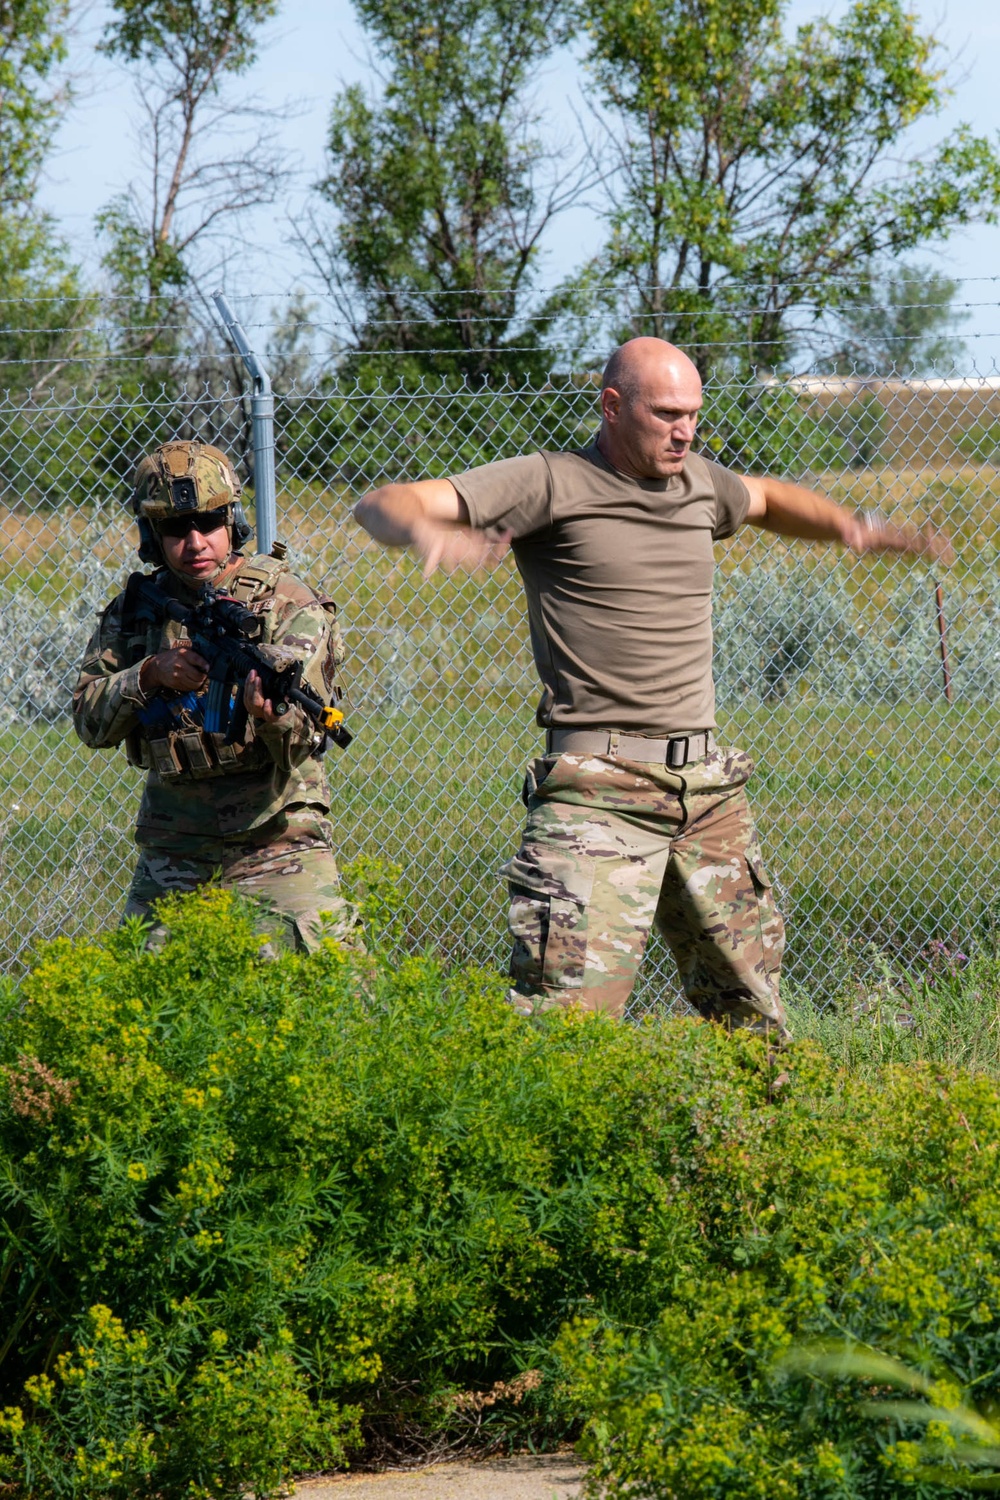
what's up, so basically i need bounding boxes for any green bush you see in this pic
[4,889,1000,1495]
[713,563,1000,707]
[956,416,1000,464]
[555,999,1000,1498]
[698,382,885,474]
[275,374,600,489]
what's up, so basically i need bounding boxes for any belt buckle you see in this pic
[667,736,689,770]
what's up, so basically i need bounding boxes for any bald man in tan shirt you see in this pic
[354,339,940,1035]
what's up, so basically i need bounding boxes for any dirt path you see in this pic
[296,1453,586,1499]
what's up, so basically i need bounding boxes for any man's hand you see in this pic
[244,669,280,723]
[845,512,954,564]
[411,517,512,578]
[139,640,210,695]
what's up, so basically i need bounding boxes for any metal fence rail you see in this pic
[2,355,998,1008]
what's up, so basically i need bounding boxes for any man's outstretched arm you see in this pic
[741,474,951,559]
[353,479,511,576]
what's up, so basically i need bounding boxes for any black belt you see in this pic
[545,729,716,769]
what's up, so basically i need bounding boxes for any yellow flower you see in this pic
[0,1405,26,1435]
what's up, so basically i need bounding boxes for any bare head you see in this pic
[599,338,703,479]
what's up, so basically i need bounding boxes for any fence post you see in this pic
[212,291,276,556]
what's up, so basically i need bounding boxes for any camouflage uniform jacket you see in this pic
[72,554,344,845]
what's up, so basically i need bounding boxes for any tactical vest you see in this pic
[120,555,342,782]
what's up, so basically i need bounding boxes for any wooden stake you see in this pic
[935,580,953,703]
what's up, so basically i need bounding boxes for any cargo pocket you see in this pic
[520,756,557,807]
[745,842,785,976]
[503,850,594,997]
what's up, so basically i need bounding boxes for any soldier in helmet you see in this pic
[73,439,360,953]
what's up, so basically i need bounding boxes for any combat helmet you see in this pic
[129,439,254,570]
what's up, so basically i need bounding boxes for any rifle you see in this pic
[130,573,353,753]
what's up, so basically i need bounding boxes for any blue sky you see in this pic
[38,0,1000,365]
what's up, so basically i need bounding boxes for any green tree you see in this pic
[572,0,1000,370]
[0,0,70,210]
[303,0,587,383]
[0,1,91,396]
[822,263,968,376]
[88,0,290,483]
[96,0,285,361]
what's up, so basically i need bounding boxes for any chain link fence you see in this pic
[2,345,998,1008]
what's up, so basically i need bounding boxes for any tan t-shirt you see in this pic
[452,442,750,734]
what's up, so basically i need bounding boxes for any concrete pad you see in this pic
[296,1453,587,1499]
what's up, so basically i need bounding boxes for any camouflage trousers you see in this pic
[123,810,362,954]
[504,746,787,1035]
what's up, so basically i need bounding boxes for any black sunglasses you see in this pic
[157,509,229,539]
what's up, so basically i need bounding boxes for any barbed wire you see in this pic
[0,306,991,331]
[0,282,985,373]
[0,343,995,370]
[0,322,986,352]
[2,269,1000,308]
[0,323,991,357]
